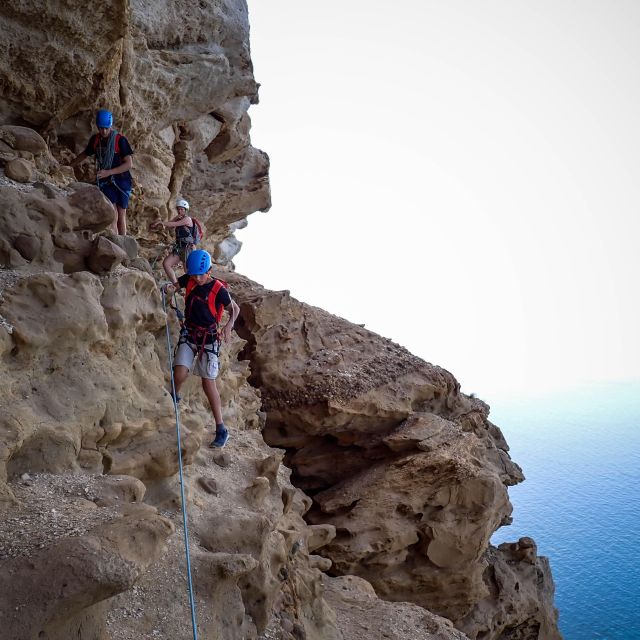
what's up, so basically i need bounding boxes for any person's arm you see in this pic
[220,299,239,342]
[97,154,132,180]
[71,136,96,167]
[163,274,187,295]
[69,151,88,167]
[162,282,176,296]
[150,214,176,230]
[162,216,193,229]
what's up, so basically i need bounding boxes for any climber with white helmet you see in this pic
[162,249,239,448]
[69,109,134,235]
[151,198,203,284]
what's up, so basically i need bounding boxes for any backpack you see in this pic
[191,218,204,244]
[185,278,227,325]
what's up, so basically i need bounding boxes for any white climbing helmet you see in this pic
[176,198,190,210]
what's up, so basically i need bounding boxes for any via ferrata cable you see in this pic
[161,287,199,640]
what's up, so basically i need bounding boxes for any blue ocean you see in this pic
[490,380,640,640]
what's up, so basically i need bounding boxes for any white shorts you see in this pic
[174,342,219,380]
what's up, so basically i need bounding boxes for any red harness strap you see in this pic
[93,133,121,154]
[185,278,225,322]
[183,278,226,357]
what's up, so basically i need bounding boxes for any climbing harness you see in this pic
[173,238,196,269]
[176,228,200,249]
[161,287,199,640]
[180,278,225,360]
[98,175,132,199]
[173,220,204,266]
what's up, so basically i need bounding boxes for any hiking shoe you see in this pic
[209,427,229,449]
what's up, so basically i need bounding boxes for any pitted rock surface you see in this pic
[228,271,560,640]
[324,575,472,640]
[0,0,270,263]
[0,265,345,639]
[0,1,561,639]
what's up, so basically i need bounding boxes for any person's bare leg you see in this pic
[110,203,118,233]
[116,205,127,235]
[201,377,223,425]
[162,254,181,284]
[172,365,189,399]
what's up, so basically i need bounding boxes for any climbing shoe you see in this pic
[168,388,181,403]
[210,427,229,449]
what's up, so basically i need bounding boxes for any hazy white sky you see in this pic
[236,1,640,400]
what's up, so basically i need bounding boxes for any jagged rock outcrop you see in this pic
[227,272,560,640]
[0,178,145,273]
[0,1,561,639]
[0,263,344,639]
[324,575,471,640]
[0,0,270,264]
[0,474,173,640]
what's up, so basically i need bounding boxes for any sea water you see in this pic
[490,380,640,640]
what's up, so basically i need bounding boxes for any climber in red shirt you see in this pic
[163,249,239,448]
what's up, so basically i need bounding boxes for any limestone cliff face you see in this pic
[0,0,269,265]
[228,273,561,640]
[0,2,561,640]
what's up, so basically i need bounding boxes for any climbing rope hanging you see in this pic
[161,287,199,640]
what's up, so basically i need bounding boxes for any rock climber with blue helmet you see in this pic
[163,249,239,448]
[69,109,134,235]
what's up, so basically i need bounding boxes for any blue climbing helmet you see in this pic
[96,109,113,128]
[186,249,212,275]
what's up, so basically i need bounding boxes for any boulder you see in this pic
[87,236,128,273]
[5,157,35,183]
[103,232,139,259]
[68,186,117,231]
[13,234,41,261]
[0,125,48,155]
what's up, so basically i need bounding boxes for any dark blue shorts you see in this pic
[99,181,131,209]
